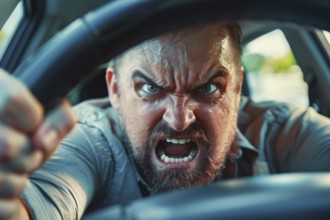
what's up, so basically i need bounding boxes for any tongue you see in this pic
[164,143,193,157]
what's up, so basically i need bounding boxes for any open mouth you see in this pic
[156,138,198,164]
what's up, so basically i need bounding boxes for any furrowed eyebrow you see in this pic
[194,69,228,88]
[131,68,228,89]
[132,70,159,86]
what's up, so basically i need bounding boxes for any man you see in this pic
[0,22,329,219]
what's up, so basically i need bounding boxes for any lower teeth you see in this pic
[160,151,196,163]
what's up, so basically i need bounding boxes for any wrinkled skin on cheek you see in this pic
[110,23,242,193]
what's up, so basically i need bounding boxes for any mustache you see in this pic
[147,121,209,148]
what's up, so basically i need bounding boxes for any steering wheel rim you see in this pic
[83,173,330,220]
[13,0,330,109]
[12,0,330,218]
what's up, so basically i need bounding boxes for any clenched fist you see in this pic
[0,69,76,219]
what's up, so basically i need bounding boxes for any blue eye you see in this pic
[199,84,218,94]
[141,83,160,94]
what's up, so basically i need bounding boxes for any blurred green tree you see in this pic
[272,51,297,73]
[242,53,266,72]
[242,51,297,74]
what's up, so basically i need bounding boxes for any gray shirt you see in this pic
[22,97,330,219]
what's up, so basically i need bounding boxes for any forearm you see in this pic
[22,176,84,220]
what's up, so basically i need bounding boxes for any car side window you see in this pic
[242,29,309,107]
[0,0,23,60]
[316,30,330,60]
[323,31,330,44]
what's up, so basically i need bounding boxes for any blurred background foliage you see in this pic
[0,31,4,47]
[242,51,297,74]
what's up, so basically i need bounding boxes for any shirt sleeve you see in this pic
[21,123,114,220]
[239,99,330,174]
[272,107,330,172]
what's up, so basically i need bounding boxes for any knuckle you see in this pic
[3,81,26,103]
[32,100,75,153]
[0,72,24,112]
[0,80,44,133]
[48,101,77,139]
[12,151,43,174]
[0,136,14,162]
[0,172,27,199]
[60,103,77,135]
[0,128,27,162]
[23,102,43,133]
[0,87,19,115]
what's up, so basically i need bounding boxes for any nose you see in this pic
[162,96,196,131]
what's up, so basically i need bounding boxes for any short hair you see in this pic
[111,22,242,72]
[225,21,243,60]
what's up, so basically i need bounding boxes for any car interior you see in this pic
[0,0,330,219]
[1,0,330,114]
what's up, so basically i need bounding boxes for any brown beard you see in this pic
[119,120,234,193]
[134,149,223,193]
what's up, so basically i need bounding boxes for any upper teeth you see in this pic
[160,154,193,163]
[166,139,191,144]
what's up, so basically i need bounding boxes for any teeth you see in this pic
[166,139,191,144]
[158,139,196,163]
[159,149,197,164]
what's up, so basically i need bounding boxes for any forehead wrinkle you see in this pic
[186,40,223,86]
[142,40,174,78]
[123,41,173,89]
[180,44,189,84]
[122,22,232,90]
[141,38,192,89]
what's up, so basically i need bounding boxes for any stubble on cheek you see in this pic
[213,95,239,150]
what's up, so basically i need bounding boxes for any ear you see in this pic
[236,66,244,94]
[106,67,120,109]
[234,66,244,108]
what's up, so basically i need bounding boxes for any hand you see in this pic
[0,69,76,219]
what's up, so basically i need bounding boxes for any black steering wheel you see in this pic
[13,0,330,219]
